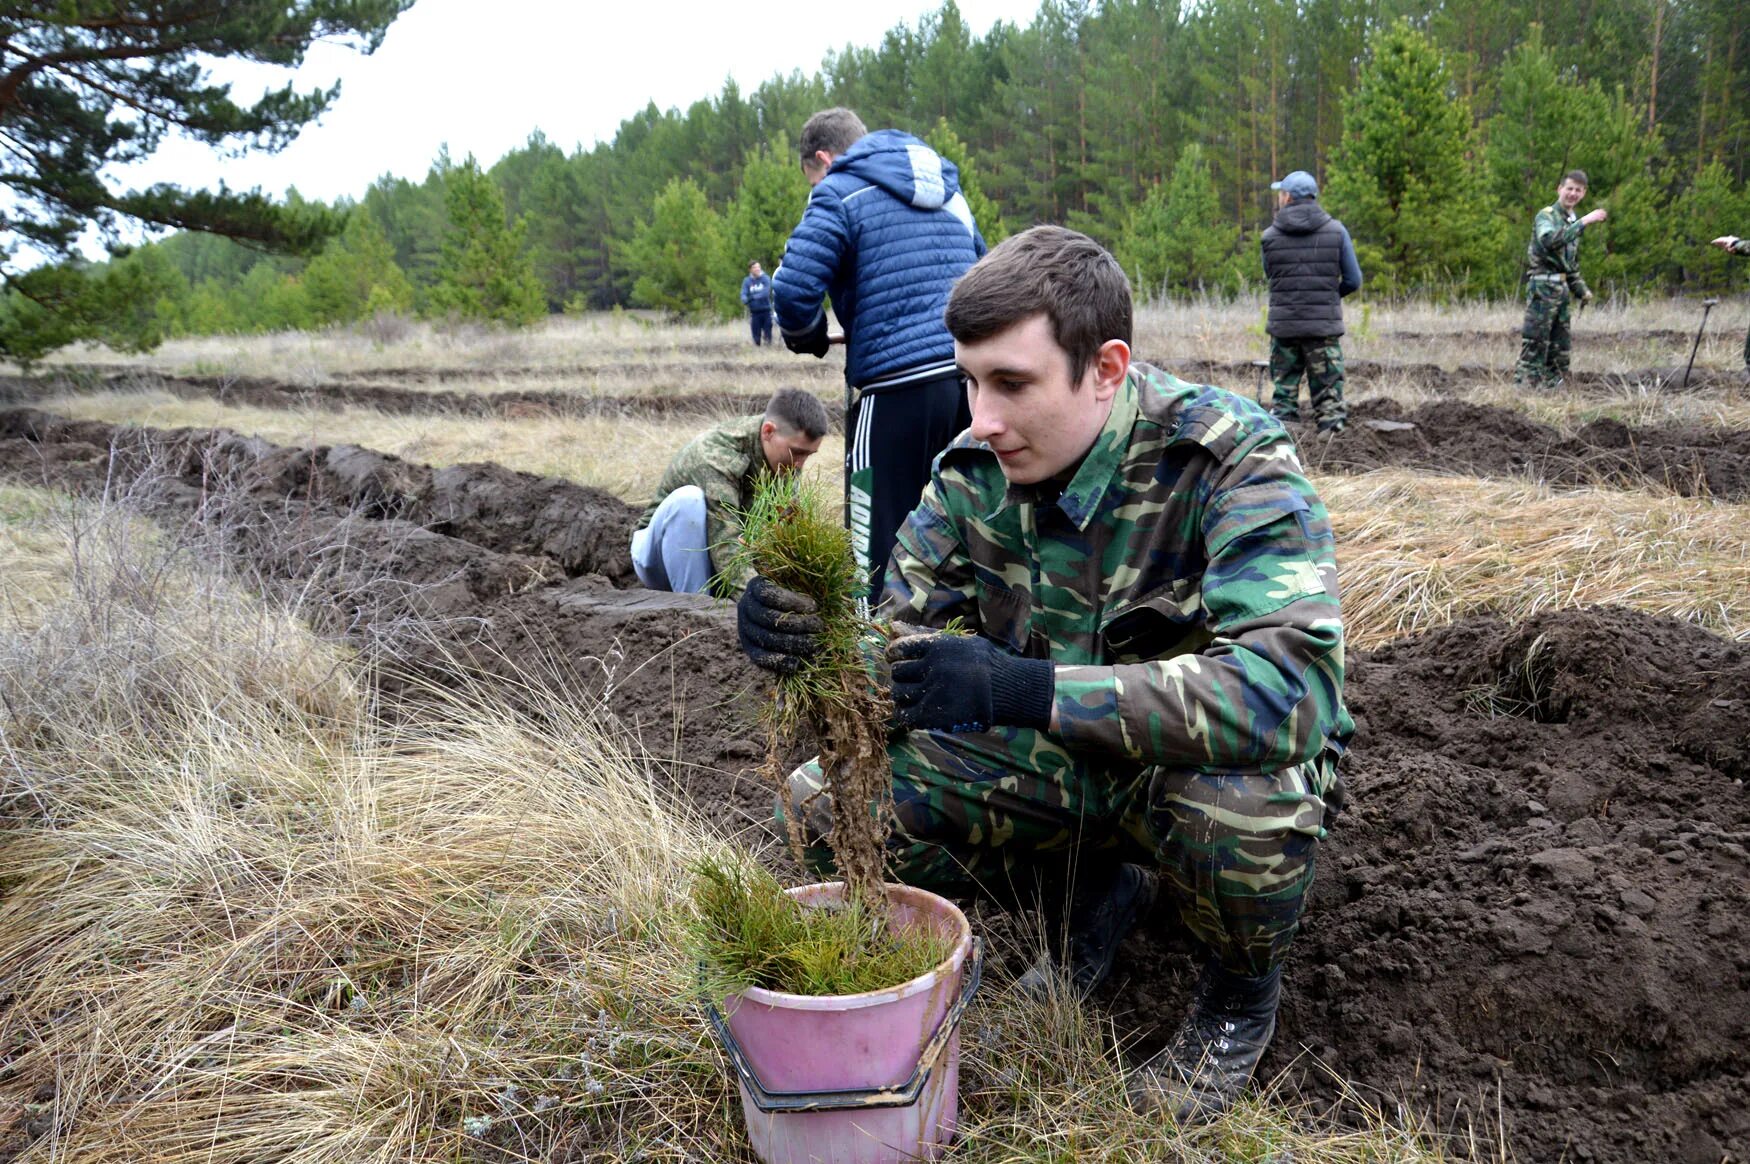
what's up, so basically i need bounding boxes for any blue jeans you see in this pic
[749,310,773,345]
[630,485,710,593]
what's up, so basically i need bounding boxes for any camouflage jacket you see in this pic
[637,414,764,592]
[882,361,1352,774]
[1526,203,1586,278]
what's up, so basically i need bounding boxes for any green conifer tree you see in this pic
[1324,19,1504,296]
[924,118,1007,245]
[429,156,546,326]
[302,210,415,325]
[1,2,411,359]
[716,140,810,316]
[1114,143,1241,297]
[627,177,723,316]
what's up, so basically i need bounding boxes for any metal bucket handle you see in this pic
[705,936,983,1114]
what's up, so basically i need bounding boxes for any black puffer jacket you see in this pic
[1261,201,1354,339]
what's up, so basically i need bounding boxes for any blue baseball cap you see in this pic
[1271,170,1319,198]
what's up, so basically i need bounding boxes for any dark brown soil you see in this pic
[0,411,1744,1163]
[1294,397,1750,500]
[1169,356,1748,397]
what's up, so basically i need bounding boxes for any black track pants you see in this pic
[845,370,970,602]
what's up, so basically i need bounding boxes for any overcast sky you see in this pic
[107,0,1042,209]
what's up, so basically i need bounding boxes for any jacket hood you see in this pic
[832,129,965,210]
[1272,200,1333,235]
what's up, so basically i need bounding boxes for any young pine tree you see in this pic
[429,156,546,326]
[627,177,723,317]
[1324,19,1504,297]
[1114,143,1240,299]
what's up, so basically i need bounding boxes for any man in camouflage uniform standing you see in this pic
[1710,233,1750,375]
[1260,170,1363,433]
[631,388,828,596]
[738,227,1352,1122]
[1515,170,1608,390]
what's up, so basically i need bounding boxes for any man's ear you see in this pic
[1090,339,1131,401]
[760,420,777,439]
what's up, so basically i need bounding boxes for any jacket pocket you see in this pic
[1100,580,1211,664]
[975,577,1034,656]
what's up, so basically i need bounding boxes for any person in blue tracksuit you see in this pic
[740,260,775,345]
[773,107,987,601]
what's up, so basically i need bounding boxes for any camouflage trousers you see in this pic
[784,725,1336,977]
[1269,337,1347,428]
[1514,280,1572,388]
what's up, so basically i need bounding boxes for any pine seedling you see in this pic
[719,471,895,915]
[688,854,950,997]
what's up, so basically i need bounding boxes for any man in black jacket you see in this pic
[1260,171,1363,433]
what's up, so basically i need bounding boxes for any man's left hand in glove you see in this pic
[887,633,1055,734]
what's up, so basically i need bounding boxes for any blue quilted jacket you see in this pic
[773,130,987,390]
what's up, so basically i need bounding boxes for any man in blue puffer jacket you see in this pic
[773,107,987,601]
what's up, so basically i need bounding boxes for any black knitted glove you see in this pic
[737,576,824,674]
[782,315,832,358]
[887,633,1055,733]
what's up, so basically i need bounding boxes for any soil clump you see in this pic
[0,414,1743,1162]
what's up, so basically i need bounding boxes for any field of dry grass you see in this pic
[38,295,1749,387]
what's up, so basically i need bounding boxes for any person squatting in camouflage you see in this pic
[736,226,1352,1124]
[630,388,828,596]
[1710,233,1750,373]
[1515,170,1608,390]
[1260,170,1363,432]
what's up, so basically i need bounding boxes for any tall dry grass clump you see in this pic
[1325,469,1750,647]
[0,487,740,1160]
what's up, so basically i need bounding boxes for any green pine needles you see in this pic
[689,854,951,997]
[719,471,895,916]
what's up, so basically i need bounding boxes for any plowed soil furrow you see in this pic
[0,408,640,584]
[1299,397,1750,500]
[1170,357,1746,395]
[1,371,826,425]
[0,412,1744,1164]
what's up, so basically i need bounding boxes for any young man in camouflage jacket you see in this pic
[1514,170,1608,389]
[630,388,827,596]
[737,226,1352,1122]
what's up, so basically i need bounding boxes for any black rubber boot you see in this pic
[1127,960,1282,1124]
[1014,861,1157,1000]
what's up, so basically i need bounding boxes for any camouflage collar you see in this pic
[996,367,1139,530]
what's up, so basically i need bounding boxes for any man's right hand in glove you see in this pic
[737,576,823,674]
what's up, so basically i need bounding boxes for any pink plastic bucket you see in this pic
[709,882,980,1164]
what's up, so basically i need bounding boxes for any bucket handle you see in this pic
[705,936,983,1114]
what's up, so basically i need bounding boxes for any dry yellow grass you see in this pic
[1326,469,1750,648]
[0,487,1462,1162]
[41,312,844,399]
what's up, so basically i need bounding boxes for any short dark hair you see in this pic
[1562,170,1589,188]
[765,388,830,441]
[799,108,867,161]
[944,225,1132,382]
